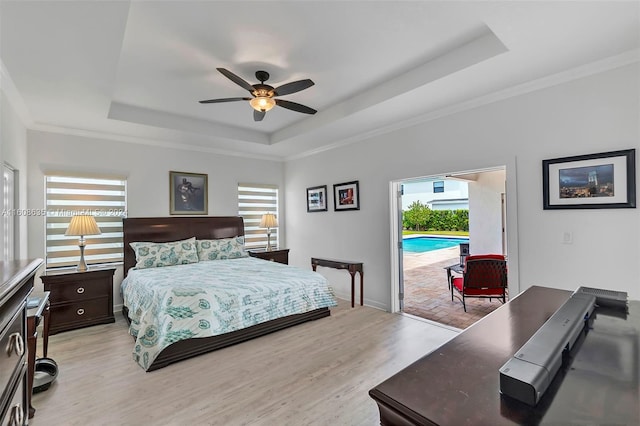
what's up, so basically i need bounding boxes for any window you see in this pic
[45,174,127,269]
[433,181,444,193]
[238,183,278,250]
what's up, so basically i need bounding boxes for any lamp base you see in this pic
[76,242,88,272]
[266,229,272,251]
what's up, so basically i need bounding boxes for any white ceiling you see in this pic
[1,1,639,160]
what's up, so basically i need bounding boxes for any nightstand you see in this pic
[41,267,115,334]
[249,248,289,265]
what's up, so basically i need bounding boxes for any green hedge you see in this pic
[403,201,468,232]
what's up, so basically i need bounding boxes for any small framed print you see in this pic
[307,185,328,212]
[170,171,208,215]
[542,149,635,209]
[333,180,360,211]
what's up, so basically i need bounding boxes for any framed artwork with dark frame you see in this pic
[307,185,328,212]
[169,171,208,215]
[333,180,360,211]
[542,149,636,210]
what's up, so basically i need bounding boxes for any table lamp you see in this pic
[65,215,101,272]
[259,213,278,251]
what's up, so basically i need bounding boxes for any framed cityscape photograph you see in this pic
[543,149,635,209]
[307,185,328,212]
[333,180,360,211]
[170,171,208,215]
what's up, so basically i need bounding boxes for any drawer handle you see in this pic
[77,308,85,316]
[9,404,23,426]
[6,332,24,357]
[77,287,85,294]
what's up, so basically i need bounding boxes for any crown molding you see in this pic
[287,49,640,161]
[29,123,283,162]
[14,49,640,163]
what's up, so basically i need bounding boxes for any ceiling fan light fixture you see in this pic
[250,96,276,112]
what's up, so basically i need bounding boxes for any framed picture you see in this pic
[542,149,636,209]
[169,171,208,215]
[307,185,328,212]
[333,180,360,211]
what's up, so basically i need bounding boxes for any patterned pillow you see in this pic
[130,237,199,269]
[196,236,249,261]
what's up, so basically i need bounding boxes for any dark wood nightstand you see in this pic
[249,248,289,265]
[41,267,115,334]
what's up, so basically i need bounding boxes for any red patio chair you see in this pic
[451,254,507,312]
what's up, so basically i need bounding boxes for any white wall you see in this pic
[0,91,29,259]
[26,131,284,308]
[401,180,468,210]
[468,169,505,255]
[285,63,640,308]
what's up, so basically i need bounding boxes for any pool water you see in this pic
[403,236,468,253]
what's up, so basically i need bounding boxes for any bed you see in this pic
[121,216,336,371]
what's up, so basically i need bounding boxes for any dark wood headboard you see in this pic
[123,216,245,276]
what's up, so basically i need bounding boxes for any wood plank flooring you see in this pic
[31,299,457,426]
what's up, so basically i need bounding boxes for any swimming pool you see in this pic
[403,236,468,253]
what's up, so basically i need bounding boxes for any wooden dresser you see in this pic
[41,267,115,334]
[369,286,640,426]
[0,259,43,426]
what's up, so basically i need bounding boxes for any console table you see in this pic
[311,257,363,308]
[27,292,50,419]
[369,285,640,425]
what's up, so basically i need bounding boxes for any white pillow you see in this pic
[196,236,248,261]
[130,237,198,269]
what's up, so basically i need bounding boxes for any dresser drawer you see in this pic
[49,297,112,334]
[0,309,25,405]
[45,278,110,304]
[0,364,26,426]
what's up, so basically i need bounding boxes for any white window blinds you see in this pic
[45,175,127,269]
[238,183,278,250]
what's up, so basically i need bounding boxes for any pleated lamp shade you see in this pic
[65,215,101,236]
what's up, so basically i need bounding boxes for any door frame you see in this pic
[389,162,520,314]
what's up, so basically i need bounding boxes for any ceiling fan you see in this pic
[199,68,317,122]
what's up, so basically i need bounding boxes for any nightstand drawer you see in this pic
[46,278,110,304]
[49,297,112,333]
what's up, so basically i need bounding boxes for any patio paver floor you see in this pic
[403,247,506,329]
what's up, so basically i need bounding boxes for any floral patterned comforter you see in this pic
[121,257,337,370]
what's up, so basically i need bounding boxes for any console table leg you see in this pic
[43,301,50,358]
[27,331,36,418]
[349,271,356,308]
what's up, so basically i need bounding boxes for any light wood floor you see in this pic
[31,299,457,426]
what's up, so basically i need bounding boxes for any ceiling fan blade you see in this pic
[275,99,317,115]
[199,97,251,104]
[216,68,255,92]
[254,110,266,122]
[273,79,314,96]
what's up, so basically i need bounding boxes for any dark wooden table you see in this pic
[369,285,640,425]
[311,257,363,307]
[27,291,50,419]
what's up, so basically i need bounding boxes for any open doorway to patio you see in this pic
[390,166,507,330]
